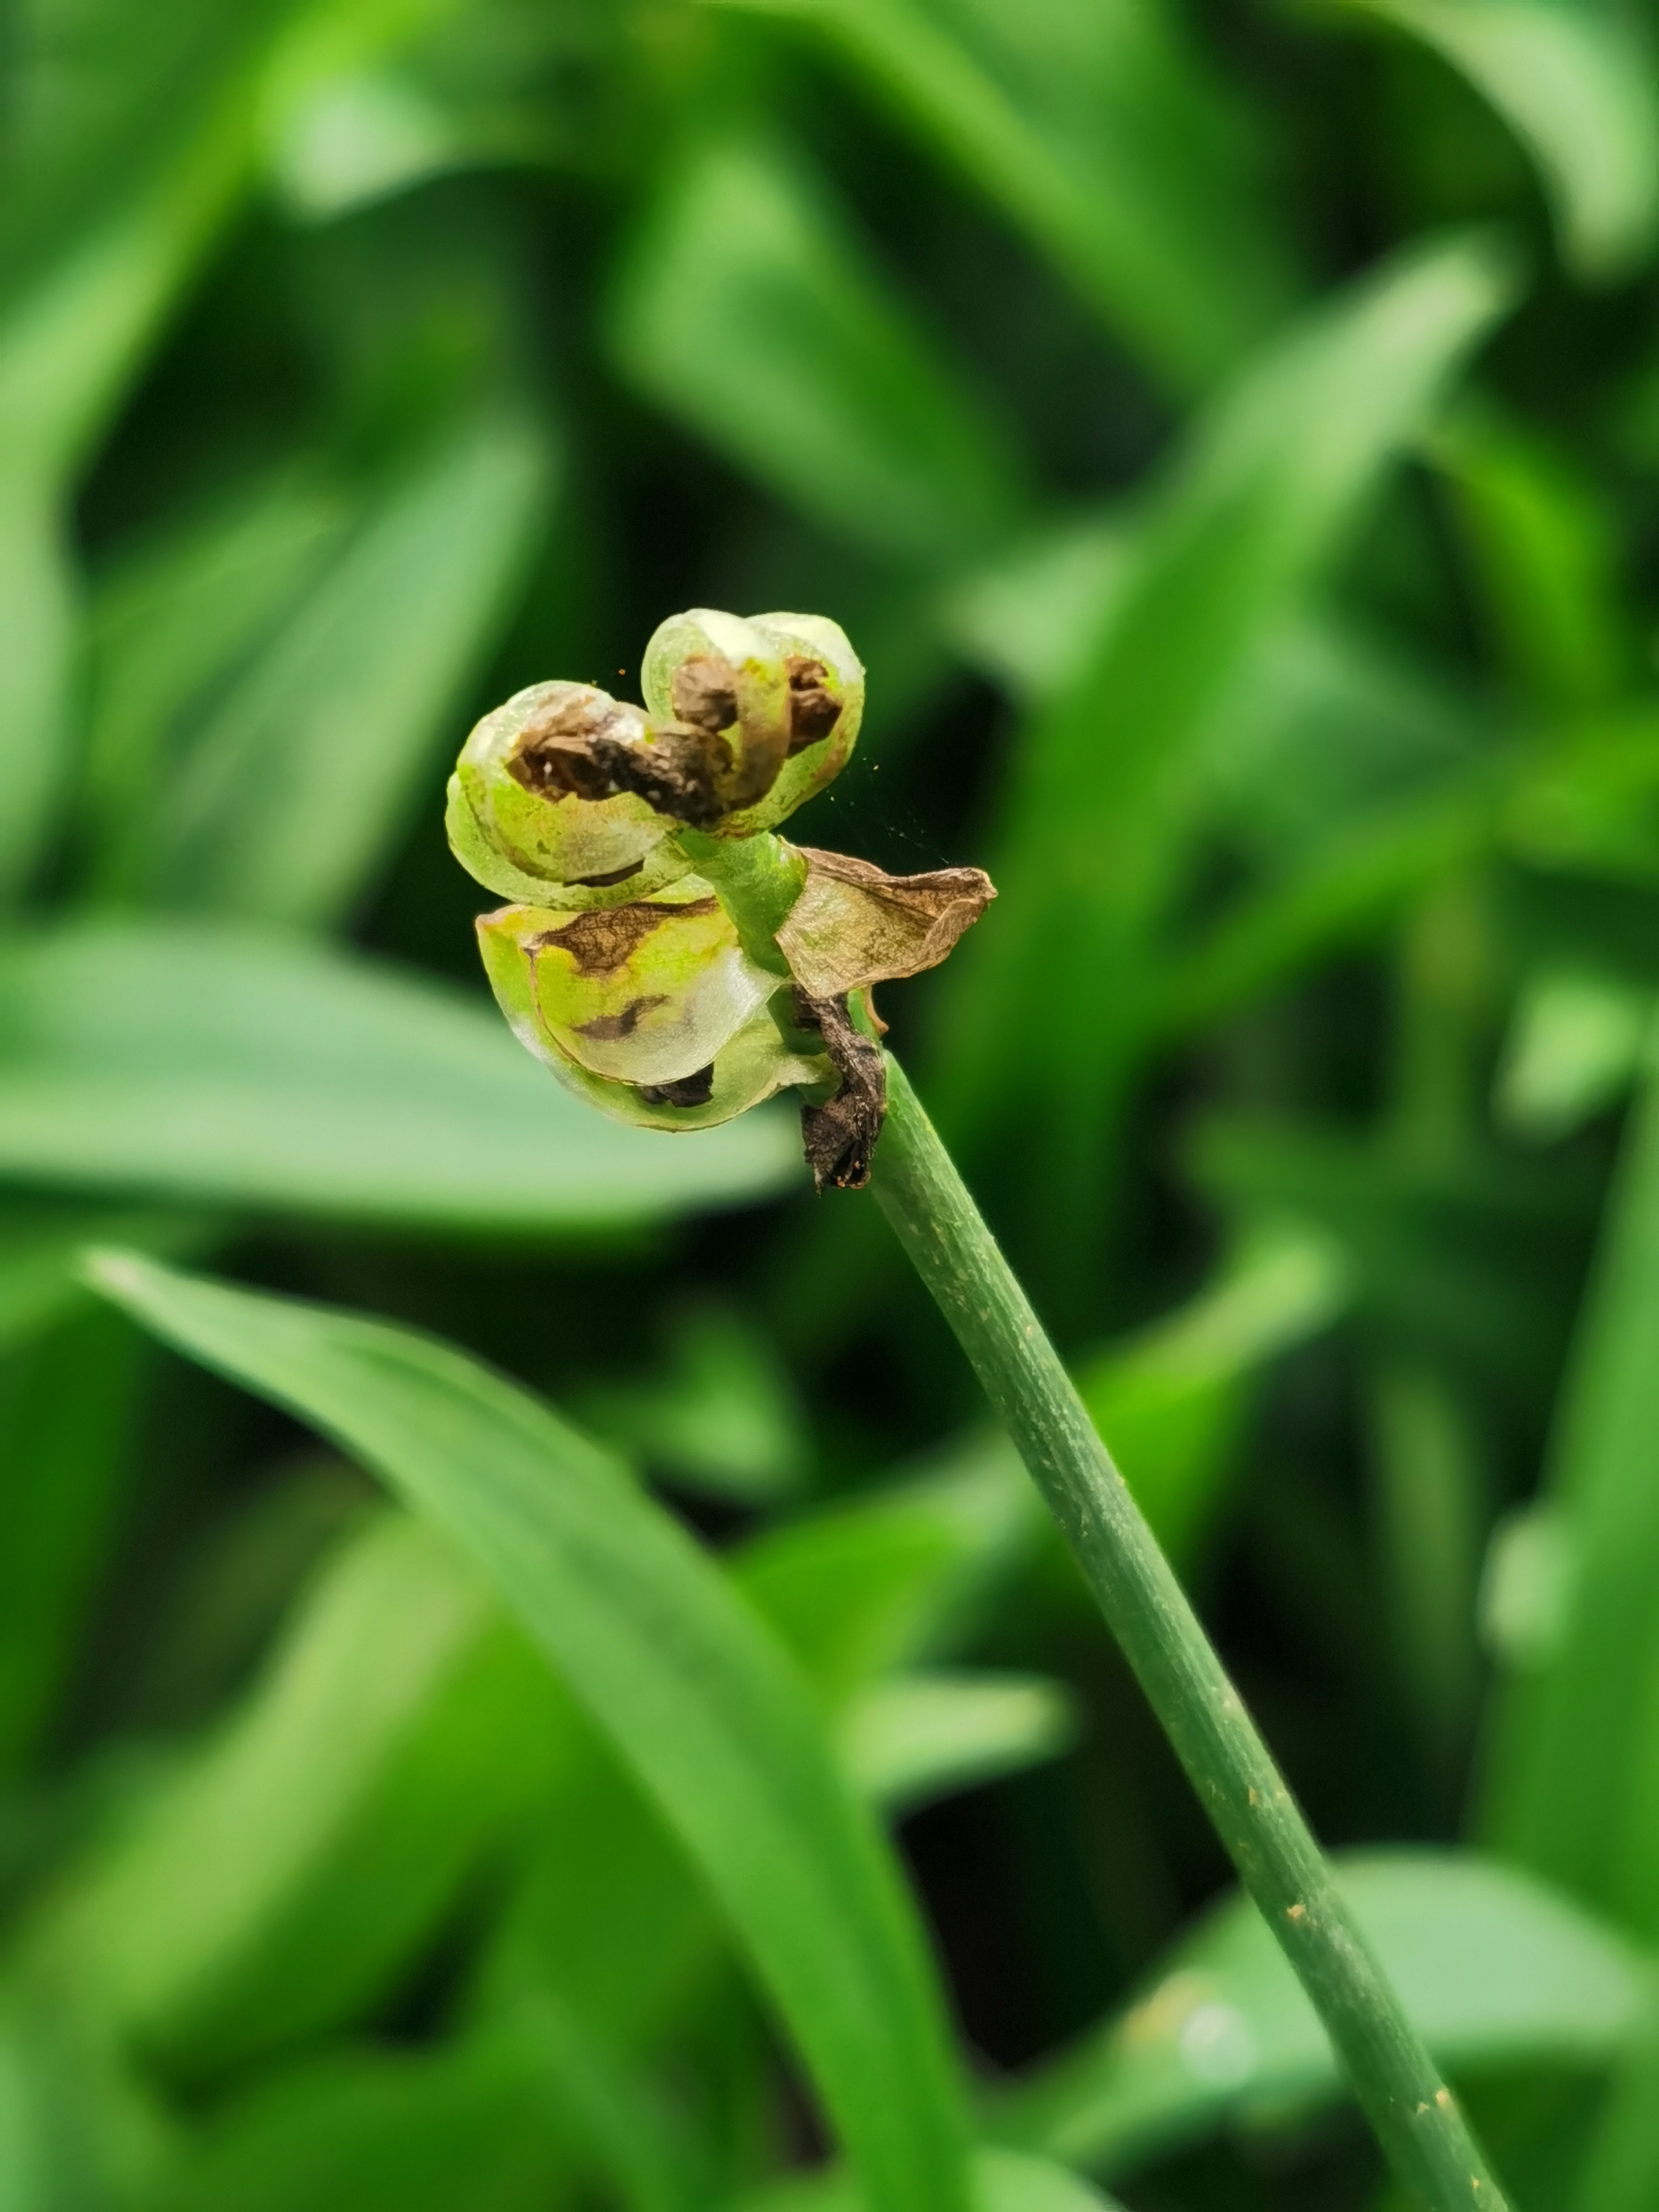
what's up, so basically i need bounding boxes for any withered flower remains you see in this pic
[447,608,993,1187]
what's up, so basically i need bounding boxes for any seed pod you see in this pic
[476,897,828,1131]
[447,681,695,908]
[642,609,863,834]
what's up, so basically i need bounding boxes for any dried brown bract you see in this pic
[793,988,888,1191]
[777,848,996,999]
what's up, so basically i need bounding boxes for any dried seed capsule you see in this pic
[641,609,863,834]
[475,896,828,1131]
[447,680,696,908]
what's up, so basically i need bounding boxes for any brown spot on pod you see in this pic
[785,657,842,752]
[531,897,720,977]
[638,1064,718,1109]
[574,994,671,1041]
[669,654,740,734]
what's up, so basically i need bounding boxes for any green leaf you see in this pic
[705,0,1296,389]
[1482,1066,1659,1940]
[1494,967,1652,1141]
[0,920,797,1230]
[1077,1224,1351,1568]
[0,1312,145,1776]
[1574,2014,1659,2212]
[157,406,554,927]
[146,2027,575,2212]
[1329,1,1659,280]
[0,0,320,898]
[82,466,353,898]
[1430,407,1635,711]
[1188,1116,1586,1403]
[468,1724,719,2057]
[839,1671,1078,1812]
[741,2147,1130,2212]
[734,1436,1044,1701]
[88,1253,978,2212]
[995,1852,1649,2180]
[0,1205,204,1355]
[606,132,1028,571]
[931,232,1513,1258]
[577,1300,813,1506]
[32,1512,569,2081]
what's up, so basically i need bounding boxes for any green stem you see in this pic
[871,1054,1509,2212]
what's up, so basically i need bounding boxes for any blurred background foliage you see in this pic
[6,0,1659,2206]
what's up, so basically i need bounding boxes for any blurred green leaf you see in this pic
[469,1722,721,2063]
[932,233,1513,1265]
[707,0,1296,388]
[0,920,797,1229]
[1161,765,1501,1037]
[947,513,1486,878]
[0,0,323,897]
[734,1439,1044,1702]
[1190,1116,1587,1403]
[742,2147,1130,2212]
[144,2025,575,2212]
[0,1207,204,1355]
[1478,1500,1578,1672]
[33,1512,568,2081]
[1367,1356,1486,1772]
[156,406,553,927]
[996,1852,1649,2179]
[0,1311,144,1777]
[1327,1,1659,279]
[89,1253,979,2212]
[940,513,1131,700]
[263,0,638,216]
[1483,1066,1659,1940]
[1573,2011,1659,2212]
[1432,407,1634,712]
[1501,712,1659,885]
[1494,967,1652,1141]
[0,1982,161,2212]
[607,132,1030,570]
[83,468,354,898]
[579,1300,812,1505]
[839,1671,1079,1813]
[1078,1224,1351,1567]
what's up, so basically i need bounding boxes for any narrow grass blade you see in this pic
[1076,1225,1350,1567]
[145,2028,577,2212]
[158,407,553,927]
[1483,1065,1659,1939]
[0,0,318,897]
[1330,1,1659,280]
[839,1671,1078,1812]
[31,1513,566,2080]
[0,1311,144,1775]
[0,922,797,1230]
[704,0,1296,389]
[606,132,1029,570]
[996,1852,1648,2180]
[87,1253,977,2212]
[931,233,1513,1267]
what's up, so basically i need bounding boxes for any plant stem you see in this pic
[871,1053,1509,2212]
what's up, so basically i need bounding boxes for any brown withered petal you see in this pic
[776,848,996,999]
[793,988,887,1192]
